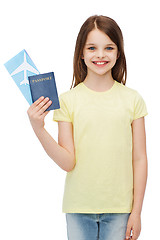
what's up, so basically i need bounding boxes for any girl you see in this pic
[27,15,148,240]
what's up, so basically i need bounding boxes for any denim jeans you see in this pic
[66,213,131,240]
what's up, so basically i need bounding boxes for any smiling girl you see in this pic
[27,15,148,240]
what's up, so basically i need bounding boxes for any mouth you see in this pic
[92,61,109,66]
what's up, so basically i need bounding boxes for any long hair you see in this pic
[70,15,127,89]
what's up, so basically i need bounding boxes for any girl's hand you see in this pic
[125,212,141,240]
[27,96,52,133]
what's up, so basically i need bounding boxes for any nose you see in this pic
[96,49,106,59]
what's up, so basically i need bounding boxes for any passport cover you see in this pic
[28,72,60,111]
[4,49,40,105]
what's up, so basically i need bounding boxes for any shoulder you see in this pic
[58,83,82,101]
[115,81,144,102]
[57,84,82,114]
[116,81,139,96]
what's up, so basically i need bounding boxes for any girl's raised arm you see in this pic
[27,96,76,172]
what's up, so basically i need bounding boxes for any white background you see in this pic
[0,0,159,239]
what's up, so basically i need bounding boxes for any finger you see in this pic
[32,96,45,108]
[28,96,45,112]
[38,99,52,115]
[125,237,131,240]
[35,97,50,112]
[41,109,50,118]
[34,96,45,105]
[130,228,137,240]
[125,226,132,240]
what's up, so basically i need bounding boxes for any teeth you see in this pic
[94,62,107,65]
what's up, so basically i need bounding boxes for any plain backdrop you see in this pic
[0,0,159,239]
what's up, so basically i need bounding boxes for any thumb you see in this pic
[125,224,131,239]
[42,110,50,118]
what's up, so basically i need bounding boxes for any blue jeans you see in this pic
[66,213,131,240]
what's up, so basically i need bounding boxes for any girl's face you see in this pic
[82,28,119,78]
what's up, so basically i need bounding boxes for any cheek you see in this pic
[109,53,118,63]
[108,53,118,68]
[108,51,117,58]
[84,54,95,63]
[84,49,95,57]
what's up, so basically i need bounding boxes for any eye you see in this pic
[88,47,95,50]
[106,47,114,50]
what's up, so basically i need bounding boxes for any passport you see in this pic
[28,72,60,111]
[4,49,40,105]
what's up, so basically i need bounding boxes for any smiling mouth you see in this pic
[92,61,109,65]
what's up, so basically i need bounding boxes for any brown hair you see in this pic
[70,15,127,89]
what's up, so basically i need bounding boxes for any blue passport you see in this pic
[28,72,60,111]
[4,49,40,105]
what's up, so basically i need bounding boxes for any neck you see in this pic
[83,70,115,91]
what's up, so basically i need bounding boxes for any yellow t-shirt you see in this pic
[53,80,148,213]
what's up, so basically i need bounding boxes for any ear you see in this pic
[117,51,120,59]
[81,54,84,59]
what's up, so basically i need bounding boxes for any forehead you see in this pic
[85,28,115,45]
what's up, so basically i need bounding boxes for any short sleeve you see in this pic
[133,91,148,120]
[53,92,73,122]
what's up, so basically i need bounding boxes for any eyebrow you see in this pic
[86,43,116,46]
